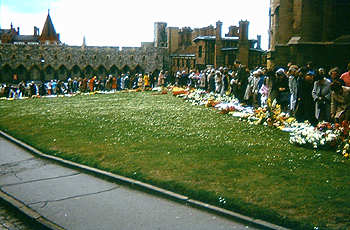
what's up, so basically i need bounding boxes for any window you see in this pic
[198,46,203,58]
[186,59,190,68]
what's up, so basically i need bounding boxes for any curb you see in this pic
[0,189,64,230]
[0,130,289,230]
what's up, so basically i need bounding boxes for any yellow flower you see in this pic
[286,117,296,123]
[344,153,349,158]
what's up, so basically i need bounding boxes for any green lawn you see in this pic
[0,92,349,230]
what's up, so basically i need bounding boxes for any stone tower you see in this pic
[154,22,167,48]
[238,20,249,67]
[214,21,224,68]
[268,0,350,69]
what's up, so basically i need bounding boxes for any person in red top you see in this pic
[89,76,96,92]
[340,63,350,87]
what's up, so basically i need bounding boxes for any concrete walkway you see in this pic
[0,133,286,230]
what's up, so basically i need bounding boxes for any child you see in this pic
[259,77,269,108]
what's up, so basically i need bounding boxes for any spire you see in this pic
[40,9,59,44]
[83,35,86,47]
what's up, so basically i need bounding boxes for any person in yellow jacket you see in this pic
[143,73,150,90]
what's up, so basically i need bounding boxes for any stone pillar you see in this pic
[279,0,293,44]
[214,21,224,68]
[238,20,249,67]
[301,0,323,42]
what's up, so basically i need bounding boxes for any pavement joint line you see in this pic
[0,172,81,188]
[27,186,120,206]
[0,130,290,230]
[0,157,36,167]
[0,189,65,230]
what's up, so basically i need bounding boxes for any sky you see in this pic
[0,0,270,50]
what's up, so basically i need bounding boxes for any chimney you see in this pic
[17,27,20,35]
[215,21,222,40]
[34,26,40,36]
[257,35,261,49]
[239,20,249,41]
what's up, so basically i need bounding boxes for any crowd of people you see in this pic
[171,62,350,125]
[0,72,161,98]
[2,61,350,125]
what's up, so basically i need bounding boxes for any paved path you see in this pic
[0,135,280,230]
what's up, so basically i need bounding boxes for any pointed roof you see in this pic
[40,10,59,43]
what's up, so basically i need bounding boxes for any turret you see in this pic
[154,22,167,48]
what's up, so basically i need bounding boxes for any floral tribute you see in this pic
[171,87,350,158]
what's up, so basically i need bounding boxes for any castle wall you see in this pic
[0,44,169,83]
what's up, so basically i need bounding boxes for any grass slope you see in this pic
[0,92,349,229]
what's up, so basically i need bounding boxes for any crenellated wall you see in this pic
[0,44,169,82]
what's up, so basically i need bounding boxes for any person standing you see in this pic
[158,70,165,87]
[295,69,317,124]
[207,69,215,93]
[274,68,290,113]
[288,65,299,115]
[340,62,350,87]
[137,74,144,89]
[330,81,350,122]
[143,73,150,90]
[312,71,331,122]
[214,71,222,94]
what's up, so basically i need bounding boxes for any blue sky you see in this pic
[0,0,270,49]
[1,0,57,13]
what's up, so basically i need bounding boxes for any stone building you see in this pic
[0,11,265,84]
[163,20,265,73]
[0,12,169,83]
[268,0,350,69]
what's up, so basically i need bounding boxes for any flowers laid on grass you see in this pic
[289,122,339,149]
[171,88,350,158]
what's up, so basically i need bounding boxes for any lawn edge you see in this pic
[0,129,289,230]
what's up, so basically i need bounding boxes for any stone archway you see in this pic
[29,65,41,81]
[58,65,69,80]
[122,65,130,74]
[133,65,144,75]
[0,64,13,83]
[83,65,95,78]
[71,65,81,79]
[109,65,119,76]
[97,65,107,78]
[15,64,27,82]
[44,65,56,81]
